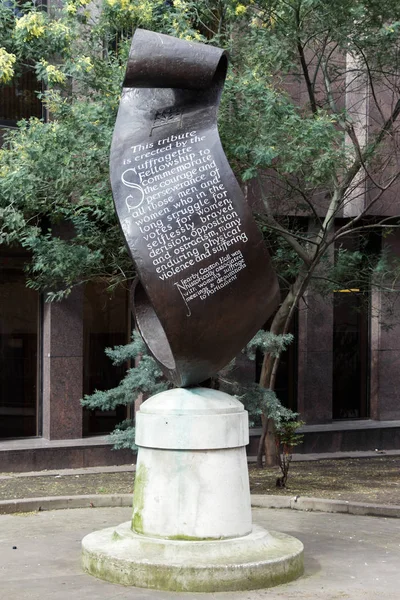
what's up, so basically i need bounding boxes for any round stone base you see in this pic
[82,522,304,592]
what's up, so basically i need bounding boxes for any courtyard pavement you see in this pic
[1,504,399,600]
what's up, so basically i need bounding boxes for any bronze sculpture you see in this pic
[110,29,279,386]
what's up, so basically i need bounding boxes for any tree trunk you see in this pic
[256,418,267,468]
[257,273,308,466]
[264,417,276,466]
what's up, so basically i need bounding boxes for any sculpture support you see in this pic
[82,388,303,591]
[132,388,252,540]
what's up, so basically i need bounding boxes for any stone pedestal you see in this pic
[82,388,303,591]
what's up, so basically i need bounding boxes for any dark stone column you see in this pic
[371,231,400,420]
[42,288,83,439]
[297,292,333,424]
[371,290,400,420]
[370,286,380,420]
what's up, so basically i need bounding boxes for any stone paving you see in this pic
[1,505,399,600]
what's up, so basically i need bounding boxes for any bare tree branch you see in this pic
[257,214,319,246]
[257,177,313,266]
[284,178,325,228]
[295,5,318,114]
[336,170,400,238]
[315,97,400,243]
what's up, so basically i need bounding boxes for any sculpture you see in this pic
[82,30,303,592]
[110,28,279,386]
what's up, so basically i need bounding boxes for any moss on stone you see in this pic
[165,534,223,541]
[82,524,304,593]
[83,549,303,592]
[131,463,147,534]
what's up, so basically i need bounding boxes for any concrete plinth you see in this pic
[82,388,304,591]
[82,522,303,592]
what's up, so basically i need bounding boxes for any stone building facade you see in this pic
[2,41,400,472]
[0,249,134,470]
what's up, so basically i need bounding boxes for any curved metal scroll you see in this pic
[110,29,279,387]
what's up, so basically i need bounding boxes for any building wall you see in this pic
[2,31,400,465]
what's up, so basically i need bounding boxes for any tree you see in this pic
[218,0,400,464]
[3,1,400,464]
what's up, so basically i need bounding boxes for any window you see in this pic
[82,282,129,435]
[0,247,39,438]
[332,227,379,419]
[0,67,43,128]
[333,290,369,419]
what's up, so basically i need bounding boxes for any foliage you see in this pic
[0,47,16,83]
[232,383,295,428]
[108,419,137,450]
[82,328,297,449]
[244,330,293,361]
[81,330,172,449]
[223,328,303,479]
[0,0,208,297]
[275,419,304,488]
[2,1,400,300]
[217,0,400,301]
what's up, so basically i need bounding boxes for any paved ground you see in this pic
[1,505,399,600]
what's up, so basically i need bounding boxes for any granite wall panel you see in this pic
[42,288,84,440]
[0,445,135,473]
[297,292,333,424]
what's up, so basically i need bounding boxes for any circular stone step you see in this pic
[82,522,304,592]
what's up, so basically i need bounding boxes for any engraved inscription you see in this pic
[120,129,249,313]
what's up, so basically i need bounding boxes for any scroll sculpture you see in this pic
[109,28,279,386]
[82,30,304,592]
